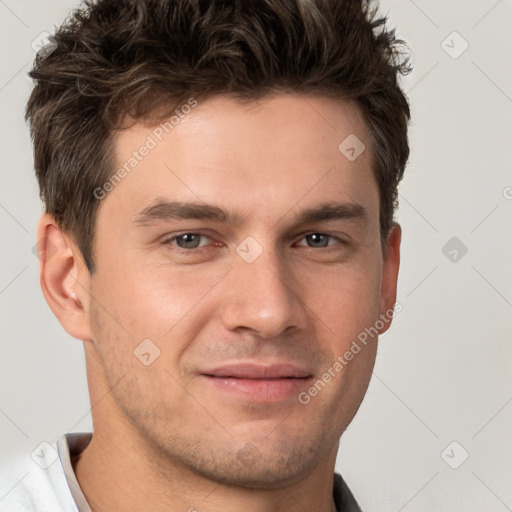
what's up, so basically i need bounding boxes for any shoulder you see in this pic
[0,440,78,512]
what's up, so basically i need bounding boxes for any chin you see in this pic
[168,430,334,490]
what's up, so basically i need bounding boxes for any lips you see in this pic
[200,363,313,402]
[203,363,312,380]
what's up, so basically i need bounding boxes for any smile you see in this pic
[201,363,314,402]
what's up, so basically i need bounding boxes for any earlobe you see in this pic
[378,222,401,335]
[36,213,93,341]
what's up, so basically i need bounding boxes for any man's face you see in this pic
[85,93,398,487]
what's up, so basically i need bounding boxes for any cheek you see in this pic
[93,260,223,337]
[302,262,382,338]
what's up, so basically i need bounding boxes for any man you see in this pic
[2,0,410,510]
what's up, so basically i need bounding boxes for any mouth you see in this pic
[200,363,314,402]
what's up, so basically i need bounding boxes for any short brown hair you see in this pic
[26,0,411,274]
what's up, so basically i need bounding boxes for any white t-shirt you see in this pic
[0,433,92,512]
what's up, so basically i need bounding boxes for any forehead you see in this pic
[100,93,378,230]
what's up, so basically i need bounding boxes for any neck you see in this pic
[73,425,339,512]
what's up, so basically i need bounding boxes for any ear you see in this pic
[36,213,93,341]
[378,222,401,335]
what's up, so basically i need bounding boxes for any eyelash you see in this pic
[161,232,348,253]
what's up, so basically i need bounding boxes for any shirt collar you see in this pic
[57,433,92,512]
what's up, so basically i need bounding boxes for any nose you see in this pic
[219,245,309,339]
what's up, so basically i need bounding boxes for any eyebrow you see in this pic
[132,199,368,228]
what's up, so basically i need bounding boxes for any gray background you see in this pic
[1,0,511,510]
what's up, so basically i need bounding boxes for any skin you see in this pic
[38,93,401,512]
